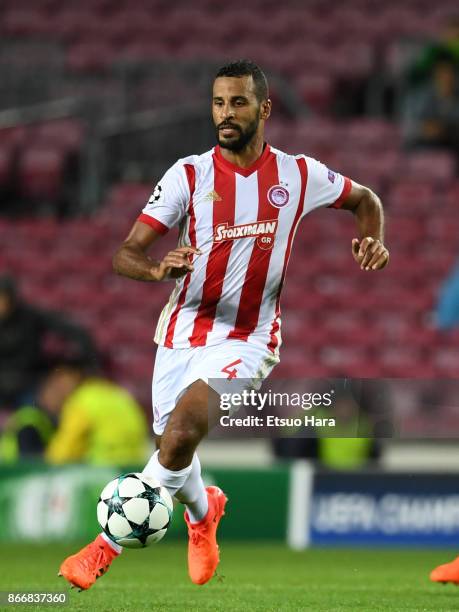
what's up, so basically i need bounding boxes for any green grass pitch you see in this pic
[0,542,458,611]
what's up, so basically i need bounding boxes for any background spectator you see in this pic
[272,385,381,469]
[43,359,149,466]
[0,396,55,462]
[436,259,459,329]
[0,274,97,411]
[409,15,459,84]
[404,54,459,155]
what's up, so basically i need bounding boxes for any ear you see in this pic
[260,99,272,121]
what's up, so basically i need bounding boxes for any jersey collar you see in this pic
[214,143,272,177]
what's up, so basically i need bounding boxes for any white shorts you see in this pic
[151,340,279,435]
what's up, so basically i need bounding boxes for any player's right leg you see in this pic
[57,345,189,591]
[58,341,273,590]
[58,533,121,590]
[58,374,223,590]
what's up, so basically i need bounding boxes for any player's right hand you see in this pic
[150,246,201,281]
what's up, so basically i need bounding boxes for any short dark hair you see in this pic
[215,60,269,103]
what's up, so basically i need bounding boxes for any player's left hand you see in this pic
[352,237,389,270]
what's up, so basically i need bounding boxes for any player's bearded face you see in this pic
[215,110,260,152]
[213,76,263,152]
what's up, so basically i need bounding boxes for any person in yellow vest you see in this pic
[43,361,149,466]
[0,404,55,462]
[313,392,376,470]
[272,384,379,469]
[1,359,149,465]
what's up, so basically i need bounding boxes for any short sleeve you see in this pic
[138,161,192,234]
[303,156,352,215]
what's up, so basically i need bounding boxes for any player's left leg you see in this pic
[143,379,227,585]
[144,341,279,584]
[174,453,209,523]
[430,556,459,584]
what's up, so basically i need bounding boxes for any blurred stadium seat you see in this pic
[0,0,458,410]
[18,145,66,201]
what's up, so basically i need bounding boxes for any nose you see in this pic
[221,104,235,120]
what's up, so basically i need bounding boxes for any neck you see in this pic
[218,132,265,168]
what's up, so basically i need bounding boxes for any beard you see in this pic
[215,115,260,152]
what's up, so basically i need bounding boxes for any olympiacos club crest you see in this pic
[268,185,289,208]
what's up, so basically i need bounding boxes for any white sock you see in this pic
[175,453,208,523]
[142,450,193,496]
[100,531,122,554]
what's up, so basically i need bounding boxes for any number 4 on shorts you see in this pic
[221,359,242,380]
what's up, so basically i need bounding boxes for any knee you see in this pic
[159,381,209,469]
[168,426,200,453]
[159,426,200,469]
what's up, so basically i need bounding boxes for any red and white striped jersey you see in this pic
[138,144,351,355]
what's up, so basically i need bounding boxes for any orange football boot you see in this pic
[58,534,120,591]
[184,486,227,585]
[430,556,459,584]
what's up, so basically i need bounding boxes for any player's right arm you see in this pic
[113,160,200,282]
[112,222,199,282]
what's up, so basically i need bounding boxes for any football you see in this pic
[97,472,173,548]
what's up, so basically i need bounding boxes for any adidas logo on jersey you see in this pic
[214,220,278,250]
[204,190,222,202]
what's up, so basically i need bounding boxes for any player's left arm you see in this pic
[340,181,389,271]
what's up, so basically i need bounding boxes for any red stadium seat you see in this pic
[106,182,152,208]
[0,145,14,189]
[51,9,100,42]
[329,7,385,42]
[433,348,459,377]
[387,180,436,213]
[280,118,342,159]
[18,146,66,201]
[3,8,52,36]
[328,42,375,79]
[30,119,86,154]
[405,151,456,184]
[426,217,459,244]
[104,9,159,44]
[342,119,401,150]
[116,40,171,62]
[66,41,116,72]
[375,5,434,37]
[417,251,456,277]
[0,126,28,149]
[329,152,387,193]
[294,73,335,114]
[444,182,459,209]
[379,346,427,378]
[319,346,369,369]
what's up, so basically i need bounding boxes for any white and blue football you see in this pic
[97,472,173,548]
